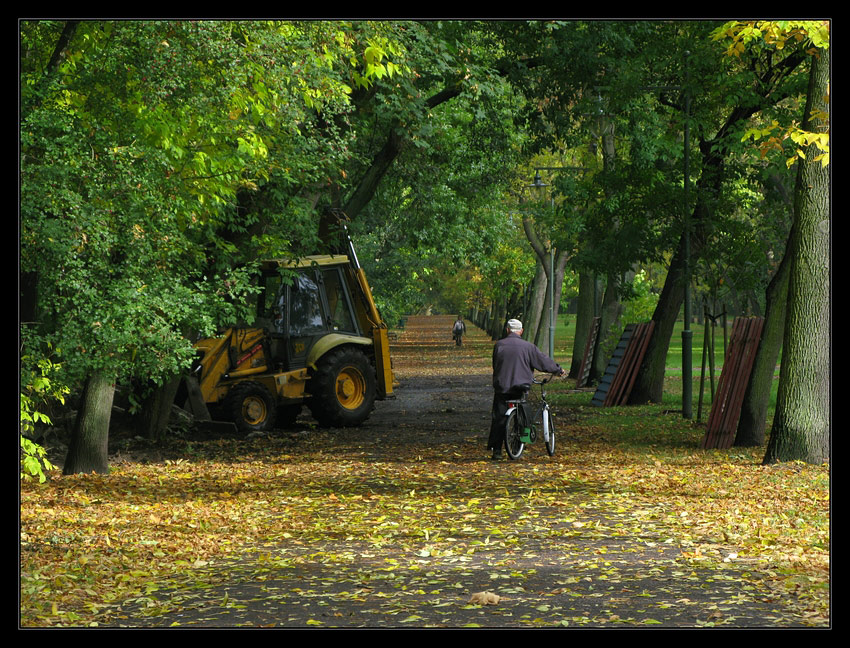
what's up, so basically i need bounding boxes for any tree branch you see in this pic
[45,21,79,77]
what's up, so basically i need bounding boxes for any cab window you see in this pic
[322,267,357,333]
[289,272,325,336]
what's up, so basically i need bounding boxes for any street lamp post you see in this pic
[528,171,555,359]
[681,51,693,419]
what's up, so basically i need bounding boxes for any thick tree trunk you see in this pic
[551,253,568,333]
[569,273,597,378]
[532,251,568,355]
[630,128,733,404]
[590,129,626,378]
[63,371,115,475]
[764,48,830,465]
[521,216,569,354]
[734,232,791,446]
[534,284,550,350]
[489,298,508,340]
[317,84,464,243]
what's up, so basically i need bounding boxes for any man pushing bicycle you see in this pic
[488,318,564,460]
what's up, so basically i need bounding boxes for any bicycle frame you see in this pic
[504,375,554,453]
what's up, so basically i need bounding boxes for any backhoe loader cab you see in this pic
[192,254,395,433]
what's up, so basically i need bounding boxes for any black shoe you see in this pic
[491,450,501,460]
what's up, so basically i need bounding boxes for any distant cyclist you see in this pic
[452,316,467,346]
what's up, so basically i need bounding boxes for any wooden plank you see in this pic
[717,317,763,449]
[591,324,634,407]
[591,323,653,408]
[702,317,764,449]
[605,324,642,406]
[703,318,744,448]
[617,321,655,406]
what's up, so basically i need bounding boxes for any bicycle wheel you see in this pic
[544,409,556,456]
[504,409,525,460]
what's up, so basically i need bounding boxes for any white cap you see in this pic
[507,319,523,332]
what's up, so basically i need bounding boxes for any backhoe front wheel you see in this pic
[308,347,377,427]
[226,381,277,434]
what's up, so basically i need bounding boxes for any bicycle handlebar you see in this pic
[532,371,564,385]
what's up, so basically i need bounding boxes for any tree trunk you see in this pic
[569,273,597,378]
[591,273,625,382]
[532,251,568,355]
[534,282,550,350]
[317,84,464,243]
[764,47,830,465]
[134,376,182,442]
[627,41,809,404]
[590,128,625,378]
[524,259,547,343]
[490,298,508,340]
[630,134,730,404]
[521,215,570,354]
[548,250,569,353]
[63,371,115,475]
[734,230,791,446]
[628,229,690,403]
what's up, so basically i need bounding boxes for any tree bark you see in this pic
[764,47,830,465]
[591,273,625,381]
[521,215,569,354]
[629,226,693,404]
[524,259,547,343]
[316,84,465,243]
[734,226,791,446]
[63,371,115,475]
[569,273,596,378]
[134,376,182,442]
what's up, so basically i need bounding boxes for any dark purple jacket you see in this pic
[492,333,561,394]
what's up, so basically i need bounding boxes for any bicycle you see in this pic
[504,373,558,459]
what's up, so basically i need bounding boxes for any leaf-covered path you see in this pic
[21,316,829,628]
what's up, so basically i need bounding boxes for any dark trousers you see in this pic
[488,390,525,450]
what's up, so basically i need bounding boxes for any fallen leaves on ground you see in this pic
[20,316,829,628]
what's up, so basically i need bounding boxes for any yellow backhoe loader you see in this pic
[190,227,394,433]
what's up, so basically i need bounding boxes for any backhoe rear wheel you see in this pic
[308,347,376,427]
[226,381,277,434]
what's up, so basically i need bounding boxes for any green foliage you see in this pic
[712,21,829,169]
[347,22,529,319]
[621,270,660,323]
[20,338,68,482]
[20,21,393,389]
